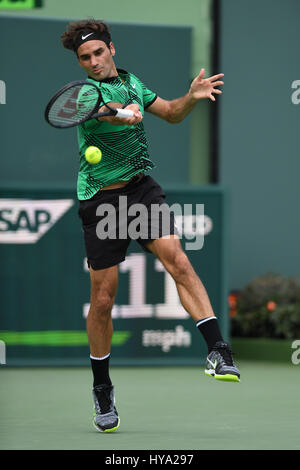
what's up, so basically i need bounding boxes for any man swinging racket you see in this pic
[60,19,240,433]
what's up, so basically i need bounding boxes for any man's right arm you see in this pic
[146,69,224,124]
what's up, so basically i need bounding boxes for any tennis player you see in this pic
[61,19,240,433]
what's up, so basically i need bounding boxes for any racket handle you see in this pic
[115,108,134,118]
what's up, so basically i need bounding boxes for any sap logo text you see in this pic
[291,80,300,104]
[1,208,50,232]
[0,199,74,244]
[0,80,5,104]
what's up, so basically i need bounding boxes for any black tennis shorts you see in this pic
[78,175,177,270]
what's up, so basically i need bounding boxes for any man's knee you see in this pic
[90,285,116,317]
[89,266,118,317]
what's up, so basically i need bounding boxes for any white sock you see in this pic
[90,353,111,361]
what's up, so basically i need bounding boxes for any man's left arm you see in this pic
[146,68,224,123]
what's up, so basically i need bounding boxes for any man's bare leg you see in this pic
[87,264,121,431]
[87,265,118,357]
[146,235,240,382]
[146,235,215,322]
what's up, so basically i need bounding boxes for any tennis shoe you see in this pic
[205,341,240,382]
[92,384,120,432]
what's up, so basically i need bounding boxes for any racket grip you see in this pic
[115,108,134,118]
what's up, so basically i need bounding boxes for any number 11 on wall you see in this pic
[83,253,189,319]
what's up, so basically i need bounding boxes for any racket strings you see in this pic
[47,84,100,126]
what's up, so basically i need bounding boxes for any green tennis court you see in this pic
[1,361,299,450]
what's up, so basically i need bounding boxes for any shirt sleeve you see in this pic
[131,74,157,109]
[141,81,157,108]
[142,83,157,108]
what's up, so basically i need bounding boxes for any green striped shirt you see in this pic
[76,69,157,200]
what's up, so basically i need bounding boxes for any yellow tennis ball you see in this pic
[85,146,102,164]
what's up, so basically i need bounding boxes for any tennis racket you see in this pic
[44,80,134,129]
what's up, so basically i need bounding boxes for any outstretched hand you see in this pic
[189,68,224,102]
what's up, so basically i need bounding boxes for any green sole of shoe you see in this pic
[215,374,240,382]
[104,420,120,433]
[205,371,214,377]
[205,371,240,382]
[93,418,120,433]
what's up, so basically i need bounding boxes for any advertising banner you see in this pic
[0,186,228,366]
[0,0,42,9]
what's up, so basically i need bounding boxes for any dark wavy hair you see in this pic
[61,19,112,52]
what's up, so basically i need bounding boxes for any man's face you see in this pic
[77,40,117,80]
